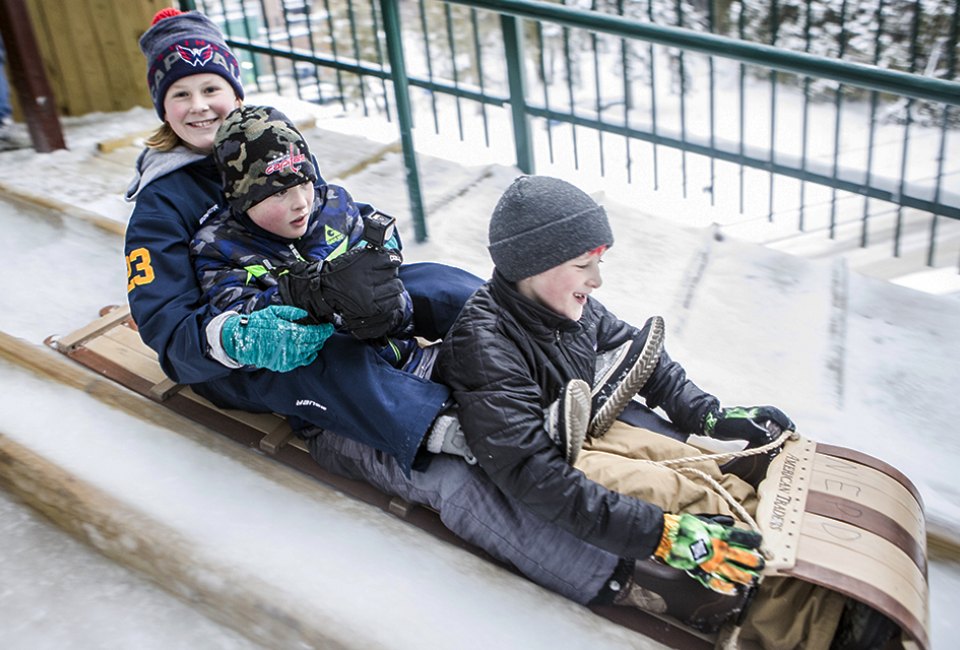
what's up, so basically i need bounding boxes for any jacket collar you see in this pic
[491,268,581,337]
[125,146,209,202]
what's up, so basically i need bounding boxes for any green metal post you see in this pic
[501,14,534,173]
[379,0,429,242]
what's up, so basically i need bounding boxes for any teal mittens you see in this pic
[221,305,334,372]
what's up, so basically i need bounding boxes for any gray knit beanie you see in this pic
[488,176,613,282]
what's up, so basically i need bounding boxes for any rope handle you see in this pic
[654,426,797,560]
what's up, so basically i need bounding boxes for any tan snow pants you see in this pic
[576,421,846,650]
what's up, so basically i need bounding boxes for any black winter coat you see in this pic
[435,270,720,560]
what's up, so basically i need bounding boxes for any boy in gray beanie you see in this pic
[433,176,850,647]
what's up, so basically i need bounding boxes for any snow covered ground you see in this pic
[1,97,958,647]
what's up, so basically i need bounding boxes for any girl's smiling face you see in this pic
[516,247,606,321]
[162,73,241,153]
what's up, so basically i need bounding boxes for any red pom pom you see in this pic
[151,7,184,26]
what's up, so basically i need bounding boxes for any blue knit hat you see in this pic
[488,176,613,282]
[139,9,245,119]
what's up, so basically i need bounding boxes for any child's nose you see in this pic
[294,186,311,209]
[587,267,603,288]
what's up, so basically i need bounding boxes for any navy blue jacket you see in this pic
[125,154,230,385]
[124,148,470,473]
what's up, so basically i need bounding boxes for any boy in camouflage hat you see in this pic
[190,105,417,369]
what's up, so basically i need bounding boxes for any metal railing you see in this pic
[182,0,959,270]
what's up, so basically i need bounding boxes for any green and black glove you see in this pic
[221,305,334,372]
[653,513,765,595]
[703,405,794,445]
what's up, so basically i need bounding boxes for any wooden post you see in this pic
[0,0,66,151]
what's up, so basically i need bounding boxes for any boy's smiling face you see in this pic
[516,247,605,321]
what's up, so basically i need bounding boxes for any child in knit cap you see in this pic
[129,12,666,621]
[190,104,420,371]
[434,175,865,648]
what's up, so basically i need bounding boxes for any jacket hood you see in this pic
[125,146,208,202]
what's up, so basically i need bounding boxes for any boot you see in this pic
[830,599,899,650]
[544,379,591,464]
[590,316,665,438]
[425,409,477,464]
[614,558,753,633]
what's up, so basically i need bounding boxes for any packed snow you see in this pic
[0,95,958,648]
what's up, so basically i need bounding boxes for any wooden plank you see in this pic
[817,442,924,507]
[87,0,135,111]
[31,0,94,116]
[67,346,158,398]
[84,336,169,386]
[149,377,181,401]
[796,513,927,622]
[754,436,816,571]
[63,1,113,116]
[790,558,929,650]
[102,324,159,363]
[259,421,294,455]
[116,0,164,111]
[806,491,927,575]
[87,0,155,111]
[811,453,925,539]
[790,512,929,650]
[54,305,132,352]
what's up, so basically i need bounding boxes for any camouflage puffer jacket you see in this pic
[190,182,411,330]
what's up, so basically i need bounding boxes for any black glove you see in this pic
[275,260,336,324]
[703,405,795,445]
[275,247,405,340]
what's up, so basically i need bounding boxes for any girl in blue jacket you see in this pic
[123,7,645,617]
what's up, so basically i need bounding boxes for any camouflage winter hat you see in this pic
[213,105,318,214]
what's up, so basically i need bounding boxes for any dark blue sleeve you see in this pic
[125,180,233,385]
[191,234,281,315]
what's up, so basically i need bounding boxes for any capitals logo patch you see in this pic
[176,43,214,67]
[265,144,307,175]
